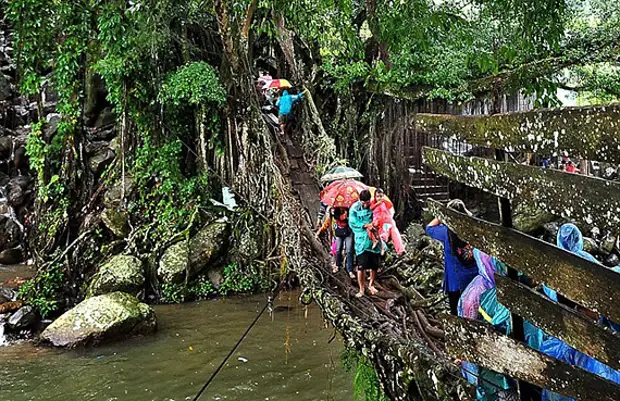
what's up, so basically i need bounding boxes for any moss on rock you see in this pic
[40,292,156,347]
[87,255,144,297]
[101,207,130,238]
[188,222,229,272]
[158,241,190,284]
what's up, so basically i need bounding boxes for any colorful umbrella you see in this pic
[320,179,368,208]
[320,166,364,183]
[264,79,292,89]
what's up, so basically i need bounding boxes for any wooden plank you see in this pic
[495,275,620,370]
[423,147,620,235]
[442,315,620,401]
[415,104,620,163]
[427,200,620,322]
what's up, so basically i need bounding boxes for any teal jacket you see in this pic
[276,90,303,115]
[348,200,380,256]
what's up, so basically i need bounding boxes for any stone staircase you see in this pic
[409,168,449,203]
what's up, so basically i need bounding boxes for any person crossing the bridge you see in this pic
[315,206,355,278]
[349,189,382,298]
[276,89,304,136]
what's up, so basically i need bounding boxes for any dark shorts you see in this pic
[279,114,291,124]
[357,251,380,271]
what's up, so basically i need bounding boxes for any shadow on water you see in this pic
[0,292,353,401]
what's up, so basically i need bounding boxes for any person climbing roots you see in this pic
[276,88,304,136]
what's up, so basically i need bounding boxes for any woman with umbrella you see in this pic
[315,207,355,278]
[316,166,363,228]
[316,179,367,279]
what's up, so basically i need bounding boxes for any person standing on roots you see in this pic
[276,89,303,136]
[349,189,382,298]
[315,207,356,279]
[426,199,478,315]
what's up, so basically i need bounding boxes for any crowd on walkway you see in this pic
[427,201,620,401]
[315,182,404,298]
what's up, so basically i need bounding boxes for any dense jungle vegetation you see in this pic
[3,0,619,316]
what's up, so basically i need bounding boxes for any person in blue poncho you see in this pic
[426,199,478,315]
[538,223,620,400]
[542,223,598,302]
[458,249,518,401]
[541,337,620,401]
[276,89,304,135]
[544,223,619,331]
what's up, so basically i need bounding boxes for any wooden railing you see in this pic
[418,104,620,400]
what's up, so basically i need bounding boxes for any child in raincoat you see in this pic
[367,189,404,255]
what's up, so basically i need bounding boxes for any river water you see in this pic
[0,292,353,401]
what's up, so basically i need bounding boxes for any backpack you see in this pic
[334,220,351,238]
[448,230,476,268]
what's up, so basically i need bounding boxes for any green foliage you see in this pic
[342,346,390,401]
[160,264,266,304]
[18,263,65,318]
[160,276,217,304]
[218,263,270,296]
[24,122,46,184]
[187,274,217,300]
[159,62,226,107]
[132,137,208,244]
[568,64,620,105]
[6,0,55,96]
[160,282,186,304]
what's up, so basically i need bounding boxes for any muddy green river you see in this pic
[0,292,353,401]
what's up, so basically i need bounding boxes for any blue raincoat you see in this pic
[276,90,303,116]
[543,223,598,301]
[541,338,620,401]
[425,224,478,292]
[540,223,620,400]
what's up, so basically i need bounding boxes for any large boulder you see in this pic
[189,222,229,272]
[0,215,21,252]
[158,222,229,284]
[233,225,261,266]
[104,176,134,209]
[40,292,156,347]
[158,241,189,284]
[88,148,115,174]
[0,247,23,265]
[94,106,116,128]
[0,136,12,159]
[513,202,556,234]
[87,255,144,297]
